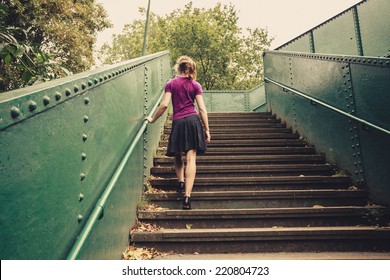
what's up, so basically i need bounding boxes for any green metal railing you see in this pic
[276,0,389,57]
[264,50,390,205]
[0,51,171,260]
[203,84,266,112]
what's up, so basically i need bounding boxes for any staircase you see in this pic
[131,112,390,255]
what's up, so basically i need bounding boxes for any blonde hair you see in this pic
[174,56,197,80]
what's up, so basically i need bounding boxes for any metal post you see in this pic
[142,0,151,56]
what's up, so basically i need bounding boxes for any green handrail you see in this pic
[265,77,390,136]
[66,90,165,260]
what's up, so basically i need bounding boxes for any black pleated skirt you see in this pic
[166,114,207,157]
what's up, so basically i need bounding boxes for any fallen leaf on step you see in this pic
[193,252,199,255]
[186,224,193,230]
[312,205,324,208]
[348,186,358,190]
[122,246,165,260]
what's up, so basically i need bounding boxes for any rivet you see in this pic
[55,92,62,101]
[84,115,89,123]
[79,193,84,201]
[88,80,93,87]
[81,83,87,90]
[81,153,87,161]
[65,88,72,96]
[80,173,86,181]
[82,134,88,141]
[99,77,103,82]
[78,215,83,222]
[43,95,50,106]
[10,106,21,119]
[94,78,99,84]
[84,97,90,105]
[28,101,37,112]
[74,85,79,93]
[143,165,147,169]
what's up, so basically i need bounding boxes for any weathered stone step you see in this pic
[137,206,388,229]
[167,118,280,125]
[164,127,292,134]
[168,112,274,120]
[151,163,334,177]
[149,175,352,191]
[207,112,273,118]
[146,189,367,209]
[131,226,390,254]
[202,146,314,155]
[154,154,326,165]
[160,138,307,148]
[166,122,287,129]
[157,146,316,155]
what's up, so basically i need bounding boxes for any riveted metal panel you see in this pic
[314,10,358,56]
[0,52,171,259]
[203,86,265,113]
[78,54,172,260]
[264,50,390,205]
[351,63,390,130]
[289,56,348,110]
[275,0,390,58]
[278,33,311,53]
[358,0,390,56]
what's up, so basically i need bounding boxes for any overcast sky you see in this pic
[95,0,362,49]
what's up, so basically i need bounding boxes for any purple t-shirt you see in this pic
[165,76,203,121]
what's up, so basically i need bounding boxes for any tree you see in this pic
[98,2,273,90]
[0,0,112,92]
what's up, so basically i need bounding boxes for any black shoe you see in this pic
[183,196,191,210]
[177,181,185,193]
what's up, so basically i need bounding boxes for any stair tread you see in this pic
[138,206,381,218]
[134,111,390,253]
[147,189,367,199]
[131,226,390,241]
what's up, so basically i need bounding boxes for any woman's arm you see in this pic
[195,94,211,143]
[145,92,172,123]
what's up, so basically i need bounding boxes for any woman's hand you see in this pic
[205,130,211,143]
[145,116,154,123]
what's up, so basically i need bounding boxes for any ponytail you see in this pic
[174,56,197,80]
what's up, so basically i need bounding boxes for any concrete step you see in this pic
[166,122,288,129]
[160,138,307,147]
[130,226,390,254]
[157,146,316,155]
[137,206,389,229]
[148,175,352,191]
[146,189,367,209]
[151,163,334,177]
[154,154,326,165]
[164,127,293,134]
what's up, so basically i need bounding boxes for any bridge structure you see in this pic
[0,0,389,259]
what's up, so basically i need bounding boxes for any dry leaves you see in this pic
[122,246,163,260]
[185,224,193,230]
[312,205,325,208]
[138,203,167,211]
[145,188,166,194]
[131,221,163,234]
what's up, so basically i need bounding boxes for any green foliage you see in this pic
[99,2,273,90]
[0,0,112,92]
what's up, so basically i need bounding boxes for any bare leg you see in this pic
[184,149,197,197]
[174,152,184,183]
